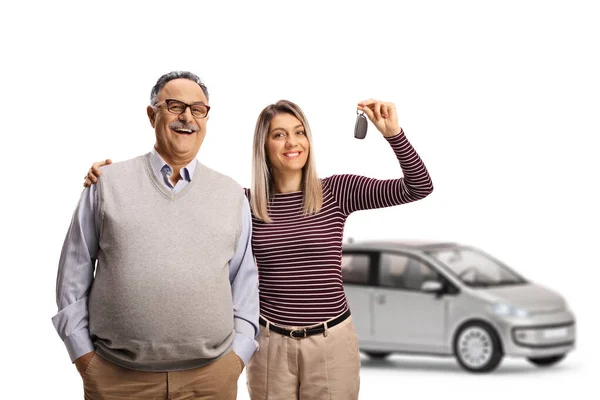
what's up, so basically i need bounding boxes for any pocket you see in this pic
[82,353,99,377]
[246,327,270,397]
[248,326,269,370]
[230,351,244,375]
[345,321,360,360]
[237,354,245,374]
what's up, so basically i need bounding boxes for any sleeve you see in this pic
[228,196,260,365]
[51,185,99,362]
[325,130,434,216]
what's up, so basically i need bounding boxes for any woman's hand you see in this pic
[357,99,402,137]
[83,159,112,187]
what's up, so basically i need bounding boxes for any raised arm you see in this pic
[325,99,433,215]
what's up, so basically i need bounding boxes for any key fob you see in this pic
[354,110,367,139]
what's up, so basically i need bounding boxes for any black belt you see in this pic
[259,309,351,338]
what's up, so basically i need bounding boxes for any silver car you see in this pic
[341,240,576,372]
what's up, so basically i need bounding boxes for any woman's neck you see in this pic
[272,170,303,193]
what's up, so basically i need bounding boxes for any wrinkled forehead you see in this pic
[157,78,208,104]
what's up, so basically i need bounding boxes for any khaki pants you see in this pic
[246,315,360,400]
[82,350,243,400]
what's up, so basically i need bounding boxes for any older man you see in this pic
[52,71,259,399]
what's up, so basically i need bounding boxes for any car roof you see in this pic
[342,239,461,254]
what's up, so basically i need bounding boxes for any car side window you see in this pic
[341,253,370,285]
[380,253,439,291]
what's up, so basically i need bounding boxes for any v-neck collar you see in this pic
[143,152,201,201]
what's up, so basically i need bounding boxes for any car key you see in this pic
[354,110,368,139]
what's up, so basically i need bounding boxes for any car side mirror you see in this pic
[421,280,443,293]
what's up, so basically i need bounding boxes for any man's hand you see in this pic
[357,99,402,137]
[74,351,96,376]
[83,159,112,187]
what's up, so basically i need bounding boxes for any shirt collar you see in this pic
[150,147,197,182]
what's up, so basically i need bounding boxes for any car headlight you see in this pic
[492,303,530,318]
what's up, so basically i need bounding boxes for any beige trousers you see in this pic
[246,315,361,400]
[82,349,243,400]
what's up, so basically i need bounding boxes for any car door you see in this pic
[341,251,376,341]
[373,252,448,352]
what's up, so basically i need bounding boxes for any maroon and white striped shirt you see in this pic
[246,131,433,326]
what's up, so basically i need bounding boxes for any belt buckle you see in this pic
[290,328,307,338]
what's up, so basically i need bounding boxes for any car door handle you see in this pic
[375,294,386,304]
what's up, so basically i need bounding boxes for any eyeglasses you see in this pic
[154,99,210,119]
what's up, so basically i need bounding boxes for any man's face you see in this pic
[147,78,209,163]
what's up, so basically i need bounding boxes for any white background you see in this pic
[1,0,598,398]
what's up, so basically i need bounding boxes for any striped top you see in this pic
[247,131,433,326]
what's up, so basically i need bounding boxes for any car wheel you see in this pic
[454,321,503,373]
[364,351,391,359]
[527,354,566,367]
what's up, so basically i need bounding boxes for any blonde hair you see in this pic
[251,100,323,223]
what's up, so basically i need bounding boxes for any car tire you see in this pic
[364,351,391,359]
[454,321,503,373]
[527,354,566,367]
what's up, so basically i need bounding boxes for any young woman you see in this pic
[84,98,433,399]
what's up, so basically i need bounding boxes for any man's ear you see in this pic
[147,106,156,128]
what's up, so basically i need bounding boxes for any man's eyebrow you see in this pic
[165,98,208,106]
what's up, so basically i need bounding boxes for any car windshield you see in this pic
[426,247,527,287]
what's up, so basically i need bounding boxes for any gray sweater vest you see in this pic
[89,153,243,371]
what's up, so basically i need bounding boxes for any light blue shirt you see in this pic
[52,149,259,366]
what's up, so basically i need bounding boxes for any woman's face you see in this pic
[265,113,310,174]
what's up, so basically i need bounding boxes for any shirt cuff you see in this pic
[64,328,95,362]
[232,319,259,366]
[384,129,405,141]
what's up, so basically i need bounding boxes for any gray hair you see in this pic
[150,71,209,105]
